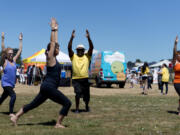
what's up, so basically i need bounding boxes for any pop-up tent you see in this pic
[22,49,46,71]
[23,49,71,72]
[30,50,71,64]
[23,49,45,64]
[149,60,171,68]
[30,52,46,63]
[25,49,72,86]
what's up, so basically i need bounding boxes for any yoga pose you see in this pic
[68,29,94,113]
[172,36,180,115]
[0,32,22,115]
[10,18,71,128]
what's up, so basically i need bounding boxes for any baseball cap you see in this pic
[76,44,85,50]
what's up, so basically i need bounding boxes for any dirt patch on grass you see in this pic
[0,83,177,97]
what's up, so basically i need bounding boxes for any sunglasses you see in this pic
[7,53,13,55]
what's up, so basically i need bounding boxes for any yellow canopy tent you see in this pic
[22,49,46,71]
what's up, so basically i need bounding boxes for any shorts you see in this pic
[72,78,90,102]
[142,76,148,80]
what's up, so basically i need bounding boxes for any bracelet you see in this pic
[51,29,58,31]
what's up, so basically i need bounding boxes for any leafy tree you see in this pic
[127,61,135,69]
[135,59,141,63]
[13,48,22,65]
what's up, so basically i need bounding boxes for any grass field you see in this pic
[0,84,180,135]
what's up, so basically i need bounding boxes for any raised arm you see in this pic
[172,36,178,66]
[50,19,58,43]
[86,29,94,56]
[68,30,75,57]
[1,32,5,51]
[48,18,57,59]
[13,33,23,62]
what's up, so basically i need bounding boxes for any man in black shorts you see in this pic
[68,29,94,113]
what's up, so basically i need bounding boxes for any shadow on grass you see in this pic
[18,119,56,126]
[18,119,68,127]
[0,112,17,115]
[71,109,87,113]
[167,110,179,115]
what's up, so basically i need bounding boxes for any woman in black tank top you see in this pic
[10,18,71,128]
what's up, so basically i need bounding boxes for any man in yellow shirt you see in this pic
[160,64,170,95]
[68,30,94,113]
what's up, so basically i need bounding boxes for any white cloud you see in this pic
[104,52,125,64]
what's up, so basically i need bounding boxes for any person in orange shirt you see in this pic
[172,36,180,115]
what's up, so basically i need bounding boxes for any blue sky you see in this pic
[0,0,180,62]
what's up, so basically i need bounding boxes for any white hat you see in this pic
[76,44,85,50]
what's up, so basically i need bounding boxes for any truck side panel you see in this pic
[101,51,126,81]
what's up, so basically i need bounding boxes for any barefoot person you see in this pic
[68,30,94,113]
[10,18,71,128]
[0,32,22,115]
[172,36,180,115]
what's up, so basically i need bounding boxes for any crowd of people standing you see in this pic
[14,65,45,85]
[127,62,170,95]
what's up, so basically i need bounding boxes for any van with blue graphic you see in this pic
[89,51,127,88]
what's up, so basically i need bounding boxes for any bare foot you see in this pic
[55,124,65,128]
[178,112,180,116]
[10,114,17,126]
[9,113,14,117]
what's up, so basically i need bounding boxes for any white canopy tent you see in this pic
[31,49,71,64]
[30,53,46,63]
[149,60,171,68]
[57,51,71,63]
[149,60,171,84]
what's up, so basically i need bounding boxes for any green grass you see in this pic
[1,93,180,135]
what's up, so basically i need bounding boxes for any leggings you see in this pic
[23,83,71,116]
[161,82,168,94]
[0,86,16,113]
[174,83,180,111]
[174,83,180,96]
[147,81,152,89]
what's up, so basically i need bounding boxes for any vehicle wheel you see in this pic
[106,84,111,88]
[119,82,125,88]
[96,78,101,88]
